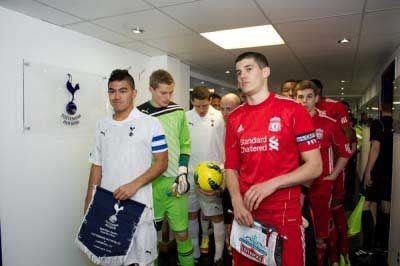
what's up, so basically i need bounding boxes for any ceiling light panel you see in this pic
[201,25,285,49]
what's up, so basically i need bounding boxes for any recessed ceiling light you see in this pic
[341,80,347,83]
[341,87,344,90]
[201,25,285,49]
[338,37,350,44]
[225,70,231,74]
[200,81,205,84]
[131,27,145,34]
[341,92,344,95]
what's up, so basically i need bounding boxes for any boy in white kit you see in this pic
[84,69,168,265]
[186,86,225,266]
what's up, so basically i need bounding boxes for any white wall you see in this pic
[0,7,189,266]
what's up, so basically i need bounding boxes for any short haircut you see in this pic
[149,69,174,89]
[211,93,221,100]
[191,86,211,101]
[235,52,269,69]
[108,69,135,89]
[294,80,318,96]
[310,78,323,91]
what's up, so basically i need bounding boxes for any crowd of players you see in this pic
[86,51,392,266]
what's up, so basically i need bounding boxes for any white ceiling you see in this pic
[2,0,400,105]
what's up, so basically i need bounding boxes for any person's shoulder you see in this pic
[316,109,337,124]
[273,94,302,109]
[137,101,151,113]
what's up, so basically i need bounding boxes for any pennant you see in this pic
[76,186,146,266]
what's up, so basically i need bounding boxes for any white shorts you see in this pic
[188,190,223,217]
[125,207,157,266]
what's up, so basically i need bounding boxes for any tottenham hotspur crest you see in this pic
[268,116,281,132]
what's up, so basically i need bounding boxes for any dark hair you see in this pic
[108,69,135,89]
[310,78,323,91]
[211,93,221,100]
[191,86,211,101]
[235,52,269,68]
[149,69,174,89]
[294,80,318,96]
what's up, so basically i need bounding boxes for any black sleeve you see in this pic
[370,119,383,142]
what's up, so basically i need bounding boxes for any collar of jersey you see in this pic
[244,92,274,110]
[108,108,140,125]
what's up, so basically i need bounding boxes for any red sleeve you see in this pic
[293,105,319,152]
[335,102,351,129]
[332,122,352,158]
[224,115,240,170]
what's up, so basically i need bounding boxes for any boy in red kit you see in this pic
[225,52,322,266]
[311,79,355,264]
[295,80,352,266]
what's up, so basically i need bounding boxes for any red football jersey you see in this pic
[312,109,352,183]
[225,93,319,210]
[316,97,351,130]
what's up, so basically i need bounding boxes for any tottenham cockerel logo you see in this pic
[61,73,81,126]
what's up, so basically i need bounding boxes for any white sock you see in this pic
[201,215,210,238]
[189,218,200,259]
[212,220,225,261]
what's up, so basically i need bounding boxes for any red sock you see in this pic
[328,222,338,263]
[332,205,349,254]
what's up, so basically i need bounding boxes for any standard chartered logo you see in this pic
[240,135,279,153]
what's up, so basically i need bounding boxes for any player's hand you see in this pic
[113,182,138,200]
[231,196,253,227]
[363,172,373,188]
[171,166,190,196]
[244,179,279,211]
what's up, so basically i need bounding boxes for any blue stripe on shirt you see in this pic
[152,135,165,142]
[152,144,168,152]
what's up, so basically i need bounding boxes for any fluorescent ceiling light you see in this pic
[371,107,378,110]
[393,101,400,105]
[201,25,285,49]
[225,70,231,74]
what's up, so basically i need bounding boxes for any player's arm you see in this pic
[324,122,352,180]
[114,150,168,200]
[226,169,253,227]
[363,140,380,187]
[363,120,382,188]
[172,112,191,195]
[244,148,322,211]
[84,164,102,213]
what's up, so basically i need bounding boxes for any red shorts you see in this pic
[333,171,345,201]
[309,180,334,238]
[233,201,304,266]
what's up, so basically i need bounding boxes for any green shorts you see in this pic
[152,176,189,233]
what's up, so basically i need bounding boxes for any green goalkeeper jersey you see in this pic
[138,101,191,178]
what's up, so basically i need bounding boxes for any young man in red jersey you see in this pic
[295,80,352,266]
[225,52,322,266]
[311,79,355,263]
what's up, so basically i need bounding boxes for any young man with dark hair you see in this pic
[186,86,225,265]
[295,80,352,266]
[211,93,222,110]
[311,78,355,262]
[137,69,194,266]
[85,69,168,265]
[226,52,322,266]
[363,102,393,250]
[280,79,297,98]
